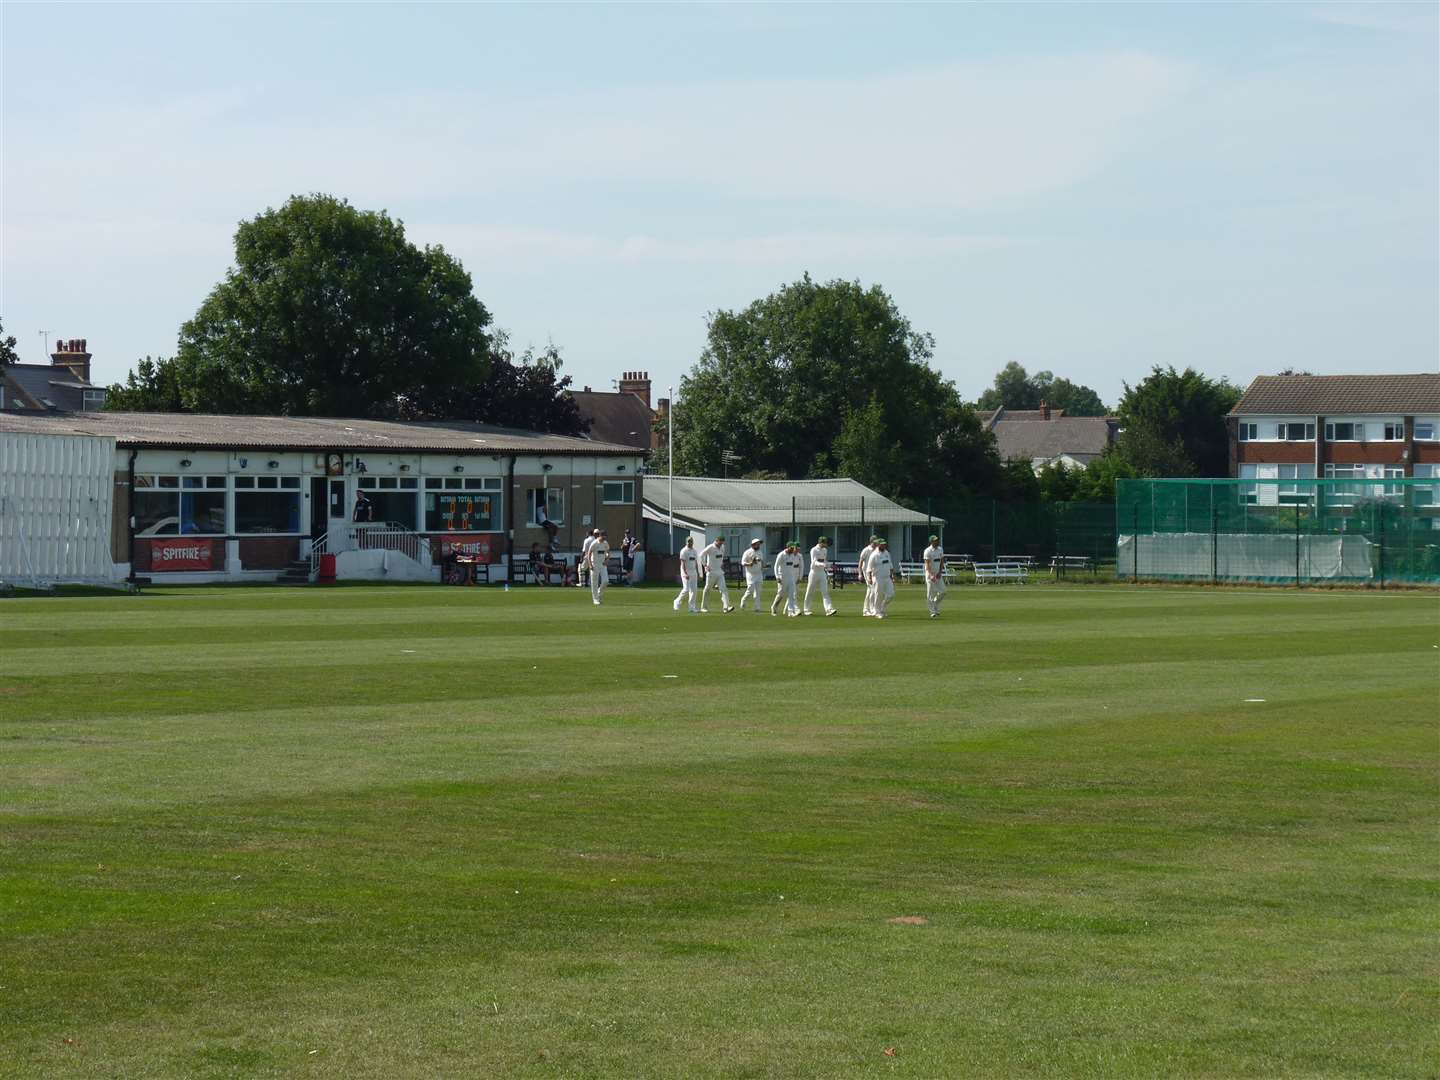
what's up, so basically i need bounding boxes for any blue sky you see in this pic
[2,2,1436,407]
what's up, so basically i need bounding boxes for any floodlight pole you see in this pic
[668,385,675,555]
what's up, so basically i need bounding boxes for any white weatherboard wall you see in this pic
[0,433,117,584]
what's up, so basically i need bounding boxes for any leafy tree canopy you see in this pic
[975,361,1108,416]
[104,195,583,433]
[672,275,1000,503]
[1114,365,1240,477]
[0,317,19,366]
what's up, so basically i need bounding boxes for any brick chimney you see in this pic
[51,338,92,383]
[618,370,652,407]
[1039,400,1050,421]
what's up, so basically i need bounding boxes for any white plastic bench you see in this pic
[973,562,1028,584]
[1050,555,1094,576]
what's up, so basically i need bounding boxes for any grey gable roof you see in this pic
[1232,374,1440,415]
[570,390,653,449]
[0,410,642,455]
[2,365,96,412]
[991,416,1117,462]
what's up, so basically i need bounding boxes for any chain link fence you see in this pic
[1116,477,1440,586]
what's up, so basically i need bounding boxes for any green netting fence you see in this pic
[927,497,1118,575]
[1115,478,1440,586]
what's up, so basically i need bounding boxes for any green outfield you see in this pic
[2,582,1436,1078]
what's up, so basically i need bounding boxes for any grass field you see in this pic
[2,581,1436,1078]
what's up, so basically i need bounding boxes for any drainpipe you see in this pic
[126,448,138,583]
[505,454,517,583]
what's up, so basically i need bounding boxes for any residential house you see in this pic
[1,338,107,412]
[979,403,1118,472]
[1229,374,1440,511]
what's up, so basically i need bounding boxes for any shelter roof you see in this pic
[643,475,937,526]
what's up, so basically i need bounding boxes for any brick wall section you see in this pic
[239,537,299,570]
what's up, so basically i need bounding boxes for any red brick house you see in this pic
[1229,374,1440,502]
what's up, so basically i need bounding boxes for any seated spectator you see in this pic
[528,542,548,586]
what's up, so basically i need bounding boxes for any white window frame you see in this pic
[1413,464,1438,507]
[134,473,229,536]
[81,388,107,410]
[232,474,304,535]
[1238,422,1258,442]
[1412,418,1437,441]
[526,485,564,526]
[602,480,635,505]
[1382,420,1406,441]
[1324,421,1364,442]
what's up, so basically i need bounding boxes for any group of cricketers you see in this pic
[669,533,948,619]
[575,527,948,618]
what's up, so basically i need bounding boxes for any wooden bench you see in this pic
[1050,555,1094,577]
[998,554,1035,568]
[972,562,1029,584]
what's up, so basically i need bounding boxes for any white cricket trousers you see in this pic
[873,576,895,617]
[926,575,947,615]
[771,577,798,615]
[803,569,833,614]
[862,575,877,616]
[700,571,730,611]
[591,564,607,604]
[741,570,764,611]
[674,576,697,612]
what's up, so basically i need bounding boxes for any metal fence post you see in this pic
[1378,507,1386,590]
[991,500,997,561]
[1295,503,1301,587]
[791,496,797,541]
[1132,504,1139,583]
[1211,503,1218,584]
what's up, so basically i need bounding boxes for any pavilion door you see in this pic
[310,478,328,540]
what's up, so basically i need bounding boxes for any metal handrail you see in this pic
[349,522,431,566]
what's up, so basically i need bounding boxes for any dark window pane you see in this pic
[370,491,418,529]
[236,492,301,534]
[135,491,180,535]
[180,491,227,534]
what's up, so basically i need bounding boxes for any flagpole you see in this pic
[668,385,675,554]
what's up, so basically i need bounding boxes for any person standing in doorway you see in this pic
[771,540,803,617]
[673,536,699,613]
[857,535,879,616]
[698,537,734,613]
[352,490,374,523]
[803,535,836,617]
[588,529,611,605]
[739,538,765,612]
[923,534,947,618]
[868,538,896,619]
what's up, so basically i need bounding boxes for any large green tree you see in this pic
[975,361,1108,416]
[1114,365,1240,477]
[672,275,1000,502]
[107,195,491,418]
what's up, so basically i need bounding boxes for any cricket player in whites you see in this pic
[578,528,599,588]
[867,538,896,618]
[588,529,611,605]
[922,533,947,618]
[771,540,803,616]
[803,535,836,616]
[856,534,879,616]
[673,535,700,613]
[698,536,734,613]
[739,538,765,612]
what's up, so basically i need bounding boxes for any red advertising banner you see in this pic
[440,535,499,563]
[150,538,217,571]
